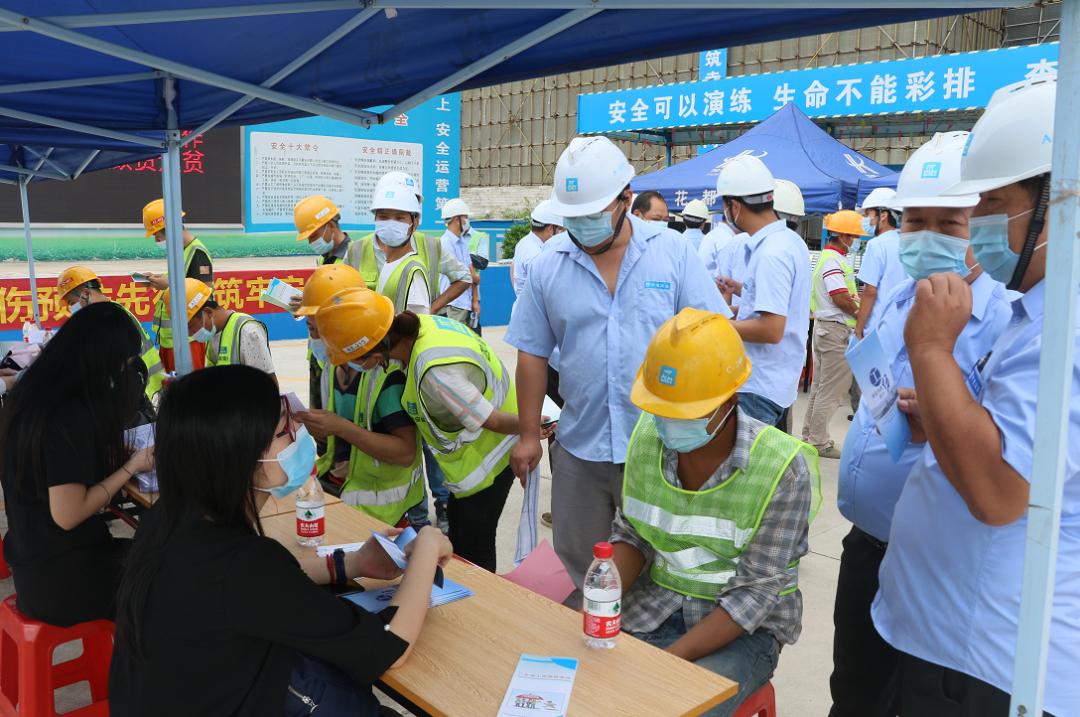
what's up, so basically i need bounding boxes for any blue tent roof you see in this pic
[0,1,993,183]
[631,103,898,215]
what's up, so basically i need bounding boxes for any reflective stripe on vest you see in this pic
[810,247,857,328]
[348,231,437,298]
[154,238,211,347]
[206,312,262,367]
[401,315,517,498]
[623,414,821,601]
[317,363,425,524]
[113,301,165,400]
[380,255,429,313]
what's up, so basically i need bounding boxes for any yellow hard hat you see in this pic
[142,198,186,237]
[297,263,364,316]
[57,266,100,300]
[163,277,213,321]
[631,308,751,420]
[315,287,395,365]
[823,209,868,236]
[294,195,340,241]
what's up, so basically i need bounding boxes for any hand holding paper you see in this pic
[375,528,445,588]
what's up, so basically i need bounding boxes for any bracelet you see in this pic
[119,464,134,480]
[325,554,336,584]
[333,548,348,587]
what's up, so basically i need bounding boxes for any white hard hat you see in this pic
[375,171,423,201]
[530,199,563,227]
[681,199,710,221]
[772,179,805,217]
[440,197,471,220]
[370,184,421,214]
[944,78,1056,196]
[715,154,775,203]
[549,136,636,218]
[892,132,979,209]
[859,187,898,212]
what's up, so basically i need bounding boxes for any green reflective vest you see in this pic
[623,414,822,601]
[381,254,429,313]
[401,315,518,498]
[315,364,425,525]
[153,238,211,349]
[346,231,440,300]
[205,311,265,367]
[468,230,489,259]
[113,301,165,401]
[810,247,858,328]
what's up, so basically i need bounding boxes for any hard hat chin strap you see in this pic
[1007,174,1050,292]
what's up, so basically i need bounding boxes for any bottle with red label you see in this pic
[583,541,621,649]
[295,474,325,547]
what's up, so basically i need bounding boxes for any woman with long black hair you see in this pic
[0,301,153,626]
[110,364,451,717]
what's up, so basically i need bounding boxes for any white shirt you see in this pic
[377,252,430,314]
[438,229,473,311]
[856,229,907,333]
[511,232,545,297]
[208,320,274,376]
[812,246,854,323]
[419,362,493,442]
[736,220,812,409]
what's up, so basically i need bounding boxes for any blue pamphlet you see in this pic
[846,331,911,463]
[497,655,579,717]
[341,577,473,612]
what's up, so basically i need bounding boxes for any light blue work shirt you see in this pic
[697,223,738,276]
[838,272,1011,541]
[681,227,705,253]
[439,229,472,310]
[511,232,544,297]
[506,215,728,463]
[856,229,907,334]
[736,220,811,409]
[872,279,1080,717]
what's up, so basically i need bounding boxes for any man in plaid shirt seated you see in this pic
[609,308,821,717]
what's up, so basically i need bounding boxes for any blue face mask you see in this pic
[564,211,615,248]
[309,338,327,364]
[68,301,83,315]
[652,404,735,453]
[308,236,334,255]
[191,315,216,343]
[970,210,1043,285]
[899,230,972,281]
[374,219,411,247]
[258,425,317,498]
[861,216,874,236]
[849,237,862,254]
[347,360,368,373]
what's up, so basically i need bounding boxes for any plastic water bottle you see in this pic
[583,541,621,649]
[295,474,325,547]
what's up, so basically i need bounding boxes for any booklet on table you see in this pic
[497,654,579,717]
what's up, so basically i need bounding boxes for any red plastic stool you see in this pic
[733,681,777,717]
[0,595,113,717]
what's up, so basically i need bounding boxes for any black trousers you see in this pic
[899,652,1056,717]
[446,466,514,572]
[546,364,564,409]
[829,526,901,717]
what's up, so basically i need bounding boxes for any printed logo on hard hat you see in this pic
[149,216,165,228]
[343,336,370,354]
[187,293,206,310]
[1042,133,1053,144]
[658,366,678,386]
[565,178,579,193]
[404,178,416,187]
[385,190,396,198]
[920,162,942,180]
[315,207,330,220]
[962,132,975,157]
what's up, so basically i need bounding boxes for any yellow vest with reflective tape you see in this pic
[346,231,439,300]
[810,247,857,328]
[315,364,425,524]
[205,312,264,367]
[401,315,518,498]
[623,414,821,601]
[381,255,429,313]
[153,238,211,349]
[113,301,165,401]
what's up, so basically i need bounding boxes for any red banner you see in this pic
[0,269,315,331]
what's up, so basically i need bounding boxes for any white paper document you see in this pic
[846,330,911,462]
[497,654,579,717]
[260,278,303,313]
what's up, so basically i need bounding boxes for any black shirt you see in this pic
[186,245,214,285]
[109,510,408,717]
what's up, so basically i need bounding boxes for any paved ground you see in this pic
[2,325,854,716]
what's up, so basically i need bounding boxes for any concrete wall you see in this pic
[460,185,551,220]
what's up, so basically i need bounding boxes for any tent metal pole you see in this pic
[665,131,673,167]
[0,162,67,181]
[0,8,377,129]
[380,8,598,123]
[18,177,40,327]
[0,105,164,147]
[160,77,193,377]
[185,6,380,143]
[0,72,160,94]
[0,2,366,32]
[73,149,100,179]
[22,147,70,178]
[1010,0,1080,713]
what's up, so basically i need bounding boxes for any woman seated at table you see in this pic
[0,302,154,626]
[110,365,452,717]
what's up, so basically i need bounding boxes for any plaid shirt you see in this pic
[610,408,812,645]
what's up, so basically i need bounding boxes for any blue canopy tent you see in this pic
[630,103,897,215]
[0,5,1074,714]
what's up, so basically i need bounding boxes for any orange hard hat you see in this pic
[142,198,186,237]
[163,277,213,321]
[823,209,868,236]
[294,195,340,242]
[57,266,99,300]
[315,287,395,365]
[297,264,364,317]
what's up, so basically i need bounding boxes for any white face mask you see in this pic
[375,219,411,247]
